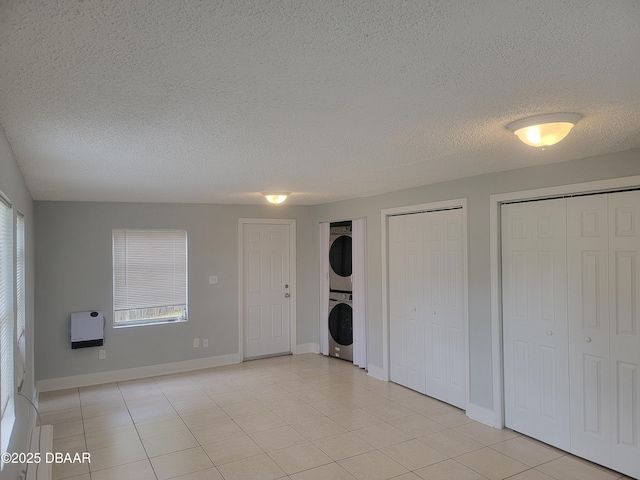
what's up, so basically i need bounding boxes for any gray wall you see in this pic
[33,148,640,416]
[34,202,317,380]
[0,127,35,480]
[313,148,640,411]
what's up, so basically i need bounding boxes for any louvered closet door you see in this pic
[389,213,426,393]
[608,191,640,478]
[502,199,570,450]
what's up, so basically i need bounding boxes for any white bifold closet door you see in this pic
[503,191,640,479]
[389,208,465,409]
[501,198,571,450]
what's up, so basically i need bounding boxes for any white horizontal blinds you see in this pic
[0,196,13,419]
[16,213,25,340]
[113,229,187,314]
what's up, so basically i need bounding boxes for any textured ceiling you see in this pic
[0,0,639,205]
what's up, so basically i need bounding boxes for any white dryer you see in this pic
[329,222,352,292]
[328,291,353,361]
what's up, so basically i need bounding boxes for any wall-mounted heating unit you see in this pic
[70,310,104,349]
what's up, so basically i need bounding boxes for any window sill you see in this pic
[1,413,15,470]
[113,317,187,328]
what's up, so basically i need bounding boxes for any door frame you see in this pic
[238,218,297,360]
[381,198,470,410]
[489,175,640,428]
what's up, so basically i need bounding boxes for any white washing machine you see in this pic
[328,291,353,361]
[329,223,352,292]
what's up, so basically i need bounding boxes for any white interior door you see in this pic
[243,223,291,358]
[567,194,611,466]
[608,191,640,478]
[502,199,570,450]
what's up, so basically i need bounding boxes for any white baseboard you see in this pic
[295,343,319,354]
[466,403,498,427]
[36,353,242,392]
[366,364,386,381]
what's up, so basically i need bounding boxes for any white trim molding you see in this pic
[489,175,640,429]
[366,364,386,382]
[238,218,297,360]
[380,198,470,410]
[295,343,319,354]
[466,403,497,427]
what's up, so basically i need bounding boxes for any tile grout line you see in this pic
[52,354,628,480]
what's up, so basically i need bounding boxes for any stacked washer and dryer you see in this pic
[328,221,353,361]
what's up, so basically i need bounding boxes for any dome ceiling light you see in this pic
[263,193,289,204]
[507,113,581,147]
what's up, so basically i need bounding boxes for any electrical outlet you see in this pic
[203,338,208,347]
[193,338,199,348]
[99,349,106,360]
[209,275,218,284]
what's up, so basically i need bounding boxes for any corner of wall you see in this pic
[295,343,319,354]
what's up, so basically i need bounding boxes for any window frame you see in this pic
[15,212,26,393]
[0,192,14,465]
[112,229,188,328]
[16,212,25,341]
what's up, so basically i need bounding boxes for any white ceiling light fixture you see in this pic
[263,193,289,204]
[507,113,581,147]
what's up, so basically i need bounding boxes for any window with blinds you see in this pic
[113,229,188,327]
[0,194,14,458]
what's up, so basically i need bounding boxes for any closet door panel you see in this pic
[406,214,426,394]
[567,195,611,466]
[425,208,466,407]
[502,199,570,450]
[444,208,466,408]
[609,191,640,479]
[389,214,409,387]
[389,213,426,393]
[425,211,447,401]
[503,203,536,436]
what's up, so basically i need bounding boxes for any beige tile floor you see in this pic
[37,353,632,480]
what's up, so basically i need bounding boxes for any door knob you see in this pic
[285,284,289,289]
[284,293,290,298]
[585,337,592,343]
[546,330,553,336]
